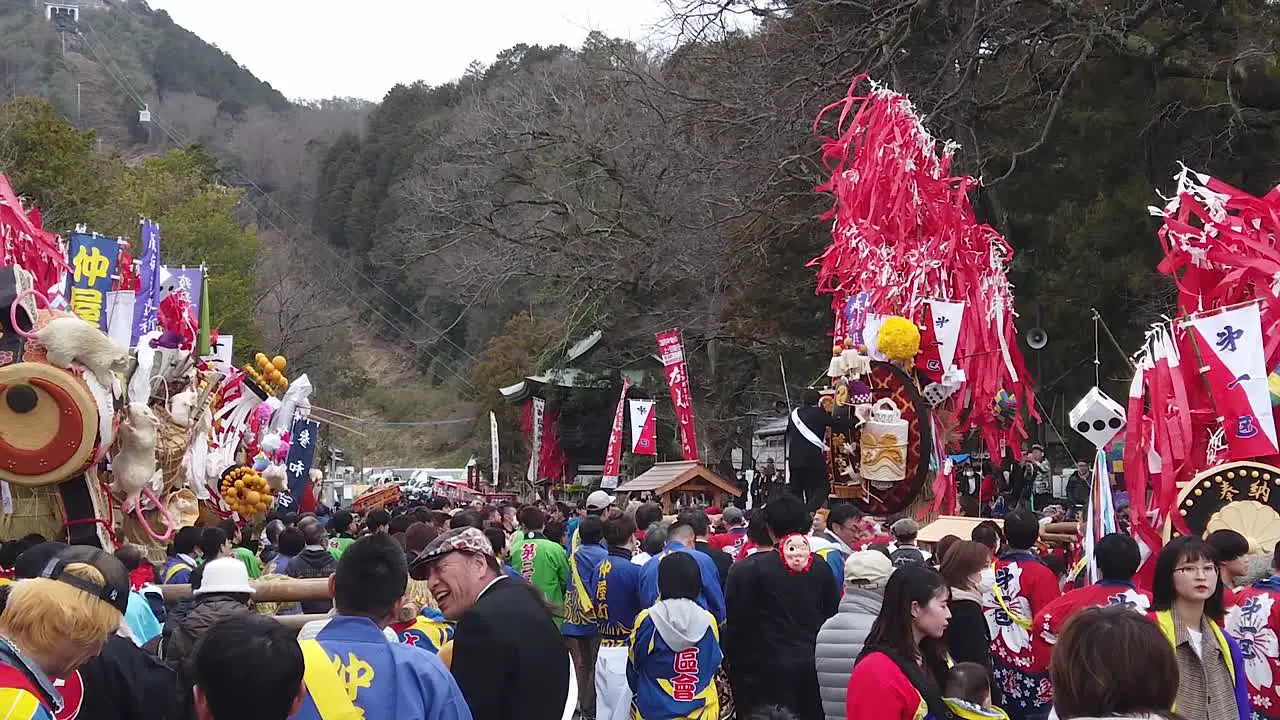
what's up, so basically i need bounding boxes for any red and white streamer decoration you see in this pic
[811,75,1037,458]
[1122,164,1280,537]
[601,377,632,489]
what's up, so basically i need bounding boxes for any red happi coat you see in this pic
[1225,577,1280,719]
[1031,581,1152,673]
[983,551,1061,715]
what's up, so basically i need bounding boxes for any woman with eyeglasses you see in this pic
[1149,536,1249,720]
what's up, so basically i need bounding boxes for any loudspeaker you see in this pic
[1026,328,1048,350]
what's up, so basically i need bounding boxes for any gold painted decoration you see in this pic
[1206,500,1280,554]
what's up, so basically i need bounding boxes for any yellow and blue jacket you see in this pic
[627,600,722,720]
[590,547,644,647]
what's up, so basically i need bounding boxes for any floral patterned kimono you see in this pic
[1226,576,1280,719]
[982,551,1061,719]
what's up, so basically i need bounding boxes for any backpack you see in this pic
[890,546,926,567]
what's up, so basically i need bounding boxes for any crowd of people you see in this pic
[0,487,1275,720]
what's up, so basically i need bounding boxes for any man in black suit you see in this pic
[411,527,570,720]
[785,389,845,512]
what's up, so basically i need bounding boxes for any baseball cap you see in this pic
[721,506,744,524]
[37,545,130,616]
[890,517,920,538]
[409,527,493,580]
[585,490,615,511]
[844,550,893,589]
[13,542,68,580]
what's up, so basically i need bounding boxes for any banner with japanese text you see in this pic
[132,219,161,346]
[160,266,202,308]
[629,399,657,455]
[656,328,700,461]
[1183,301,1279,458]
[489,411,501,487]
[282,418,320,505]
[601,377,632,489]
[527,397,545,483]
[66,232,118,330]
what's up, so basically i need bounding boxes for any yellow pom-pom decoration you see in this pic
[272,356,287,372]
[877,315,921,363]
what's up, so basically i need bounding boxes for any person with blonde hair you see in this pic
[0,545,130,718]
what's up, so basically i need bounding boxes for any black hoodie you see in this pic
[284,546,337,613]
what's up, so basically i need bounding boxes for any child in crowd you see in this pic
[943,662,1009,719]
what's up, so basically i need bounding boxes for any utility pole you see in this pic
[76,82,81,124]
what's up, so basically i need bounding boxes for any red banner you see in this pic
[656,328,700,461]
[601,377,632,489]
[0,174,65,294]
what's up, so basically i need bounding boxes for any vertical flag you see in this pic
[601,377,632,489]
[655,329,700,461]
[161,266,203,309]
[489,411,501,487]
[282,418,320,508]
[1183,302,1279,458]
[197,265,211,357]
[132,219,161,346]
[1081,447,1117,584]
[629,399,657,455]
[65,232,118,330]
[105,291,135,348]
[527,397,545,483]
[914,303,945,383]
[926,299,965,370]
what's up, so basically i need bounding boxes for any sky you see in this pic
[145,1,679,101]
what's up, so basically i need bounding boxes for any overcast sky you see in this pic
[145,1,677,101]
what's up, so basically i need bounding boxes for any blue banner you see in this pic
[66,232,118,330]
[284,418,320,501]
[131,219,161,346]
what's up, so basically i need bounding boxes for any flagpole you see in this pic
[1177,297,1262,324]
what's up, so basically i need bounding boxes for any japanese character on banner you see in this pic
[64,232,119,331]
[656,328,700,462]
[282,418,320,501]
[1183,301,1279,459]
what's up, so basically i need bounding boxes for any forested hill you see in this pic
[0,0,288,145]
[311,1,1280,472]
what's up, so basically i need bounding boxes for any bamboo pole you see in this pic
[161,576,331,603]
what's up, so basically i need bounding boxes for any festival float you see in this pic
[807,76,1037,518]
[1107,166,1280,564]
[0,177,326,557]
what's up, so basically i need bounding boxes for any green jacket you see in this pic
[511,533,569,627]
[326,536,355,561]
[233,546,261,579]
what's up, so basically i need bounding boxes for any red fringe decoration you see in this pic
[520,399,568,486]
[812,75,1037,460]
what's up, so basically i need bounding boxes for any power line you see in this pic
[72,21,481,391]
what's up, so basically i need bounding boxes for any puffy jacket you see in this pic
[815,587,883,720]
[160,595,253,671]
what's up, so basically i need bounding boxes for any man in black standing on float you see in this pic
[785,389,846,512]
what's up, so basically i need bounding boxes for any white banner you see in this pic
[862,314,888,362]
[628,399,657,455]
[1184,302,1278,457]
[105,291,135,350]
[926,300,965,370]
[202,334,234,375]
[527,397,545,483]
[489,411,501,486]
